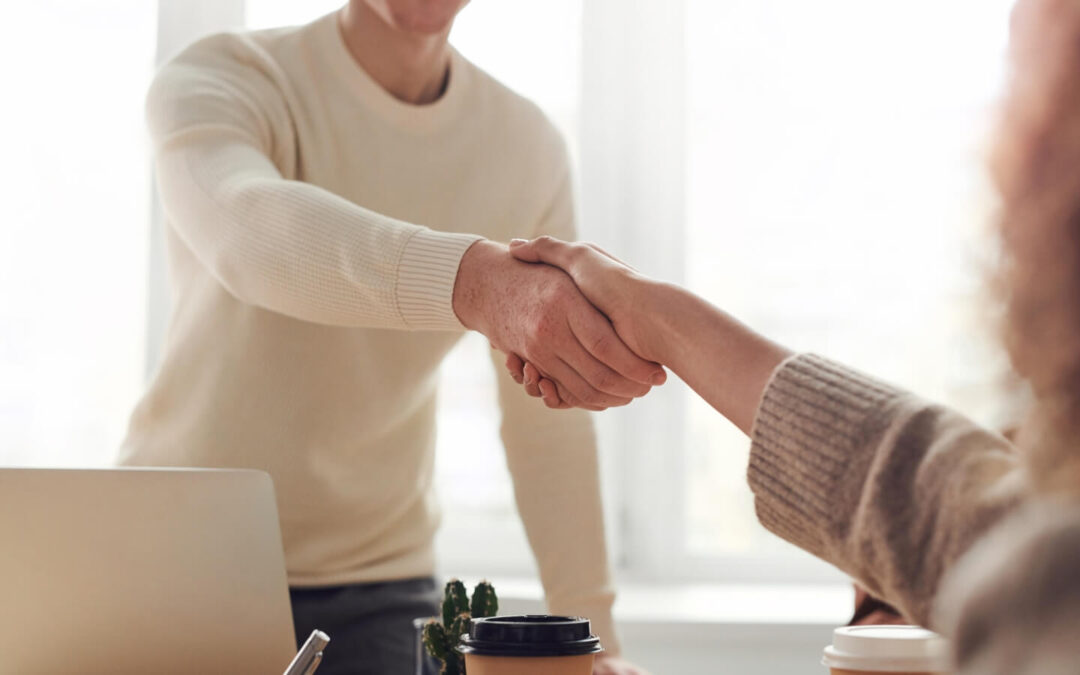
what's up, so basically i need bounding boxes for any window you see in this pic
[678,0,1016,577]
[0,1,155,467]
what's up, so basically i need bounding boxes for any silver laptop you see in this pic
[0,468,297,674]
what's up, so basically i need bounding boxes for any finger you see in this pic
[505,353,525,384]
[561,326,653,398]
[548,356,630,410]
[525,345,617,409]
[538,378,572,409]
[549,378,586,410]
[569,309,665,388]
[508,235,577,268]
[535,365,603,411]
[522,361,543,399]
[551,377,601,411]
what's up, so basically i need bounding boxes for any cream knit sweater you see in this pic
[120,11,618,650]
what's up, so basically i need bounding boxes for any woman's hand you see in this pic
[505,237,666,408]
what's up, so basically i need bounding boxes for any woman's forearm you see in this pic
[640,280,793,434]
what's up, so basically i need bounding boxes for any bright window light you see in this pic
[0,1,155,467]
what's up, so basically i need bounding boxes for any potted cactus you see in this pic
[422,579,499,675]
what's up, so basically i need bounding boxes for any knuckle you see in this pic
[579,389,606,408]
[522,332,546,358]
[529,311,557,338]
[540,283,570,308]
[590,332,614,359]
[592,368,617,392]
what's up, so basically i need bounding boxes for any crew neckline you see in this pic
[315,10,470,135]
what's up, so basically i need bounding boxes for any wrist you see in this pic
[636,278,685,363]
[452,238,507,332]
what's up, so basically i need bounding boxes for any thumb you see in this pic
[508,238,541,262]
[508,236,573,268]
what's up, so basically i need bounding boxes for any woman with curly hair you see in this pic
[502,0,1080,671]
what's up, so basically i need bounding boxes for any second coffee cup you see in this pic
[458,615,603,675]
[822,625,951,674]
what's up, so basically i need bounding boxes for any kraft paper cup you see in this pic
[459,615,602,675]
[822,625,951,674]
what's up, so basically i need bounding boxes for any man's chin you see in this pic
[391,3,462,35]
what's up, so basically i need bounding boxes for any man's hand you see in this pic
[594,654,652,675]
[508,237,662,362]
[453,240,665,410]
[502,236,668,408]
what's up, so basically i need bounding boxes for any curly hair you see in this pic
[993,0,1080,493]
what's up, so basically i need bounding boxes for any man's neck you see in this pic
[338,3,452,105]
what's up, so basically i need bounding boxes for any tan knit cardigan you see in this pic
[749,354,1080,674]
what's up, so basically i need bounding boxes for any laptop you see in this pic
[0,468,297,674]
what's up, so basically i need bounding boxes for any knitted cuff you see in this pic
[748,353,904,559]
[395,228,484,330]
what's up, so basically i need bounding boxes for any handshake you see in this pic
[453,236,668,411]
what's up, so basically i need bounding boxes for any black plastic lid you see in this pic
[458,615,603,657]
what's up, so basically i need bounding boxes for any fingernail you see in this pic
[651,371,667,385]
[509,238,527,247]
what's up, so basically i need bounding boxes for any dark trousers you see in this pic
[290,577,441,675]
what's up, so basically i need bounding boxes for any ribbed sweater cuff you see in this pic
[747,353,904,559]
[395,228,483,330]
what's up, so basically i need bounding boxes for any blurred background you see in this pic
[0,0,1018,671]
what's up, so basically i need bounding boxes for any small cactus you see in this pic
[443,579,469,628]
[423,579,499,675]
[470,580,498,618]
[422,620,449,663]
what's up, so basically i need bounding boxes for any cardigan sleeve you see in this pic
[747,353,1028,626]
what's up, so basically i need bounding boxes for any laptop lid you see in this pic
[0,468,296,674]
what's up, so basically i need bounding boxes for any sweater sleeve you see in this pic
[147,35,481,329]
[748,353,1028,627]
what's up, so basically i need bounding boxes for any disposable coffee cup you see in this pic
[822,625,951,674]
[459,615,603,675]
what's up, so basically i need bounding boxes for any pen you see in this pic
[283,629,330,675]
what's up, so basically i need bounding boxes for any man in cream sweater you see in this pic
[120,1,657,673]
